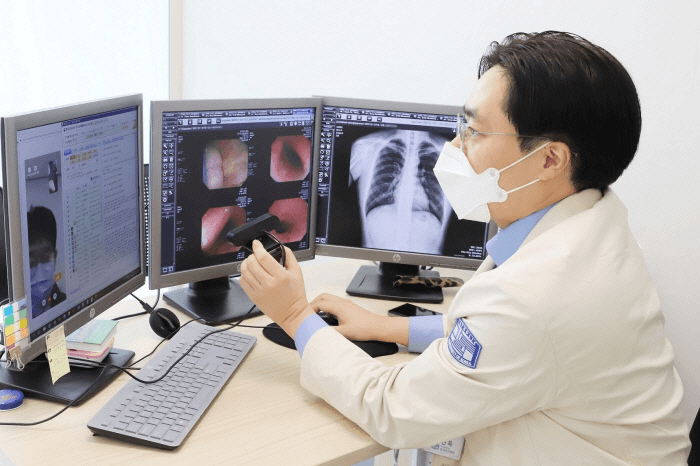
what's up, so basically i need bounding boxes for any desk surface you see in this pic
[0,258,472,466]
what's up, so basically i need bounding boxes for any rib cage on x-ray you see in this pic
[349,130,451,254]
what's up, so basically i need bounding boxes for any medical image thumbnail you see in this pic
[269,198,308,243]
[202,139,249,189]
[201,206,247,255]
[270,135,311,182]
[349,129,451,255]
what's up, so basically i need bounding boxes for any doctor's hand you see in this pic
[239,240,314,339]
[310,294,409,346]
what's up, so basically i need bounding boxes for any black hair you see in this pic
[27,205,57,251]
[478,31,642,192]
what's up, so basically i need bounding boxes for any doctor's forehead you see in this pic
[462,66,511,128]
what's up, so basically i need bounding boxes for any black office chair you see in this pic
[689,406,700,465]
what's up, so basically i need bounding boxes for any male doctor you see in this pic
[240,31,691,464]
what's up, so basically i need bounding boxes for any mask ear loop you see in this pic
[498,141,551,195]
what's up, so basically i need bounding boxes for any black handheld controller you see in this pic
[226,214,284,262]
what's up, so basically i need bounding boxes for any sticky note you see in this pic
[6,334,15,346]
[20,327,28,339]
[45,326,70,384]
[5,323,15,335]
[19,309,26,320]
[4,315,12,326]
[19,319,27,330]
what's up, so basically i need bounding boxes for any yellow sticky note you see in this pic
[45,326,70,384]
[19,319,27,329]
[6,323,15,335]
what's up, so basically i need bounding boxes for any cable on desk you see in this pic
[0,302,257,427]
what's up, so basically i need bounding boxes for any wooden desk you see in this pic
[0,258,472,466]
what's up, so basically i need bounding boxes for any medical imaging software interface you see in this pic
[316,106,490,260]
[16,107,141,342]
[159,107,315,275]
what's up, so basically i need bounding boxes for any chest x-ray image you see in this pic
[349,130,450,254]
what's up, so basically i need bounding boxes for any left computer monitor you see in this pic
[149,98,321,324]
[0,94,145,374]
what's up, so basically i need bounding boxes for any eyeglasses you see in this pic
[457,114,551,151]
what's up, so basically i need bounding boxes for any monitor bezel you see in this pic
[1,94,146,366]
[148,97,322,290]
[316,96,497,272]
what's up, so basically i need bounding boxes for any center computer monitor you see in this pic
[0,94,145,403]
[316,97,496,303]
[149,98,321,324]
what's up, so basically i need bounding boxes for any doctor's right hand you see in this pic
[310,294,409,346]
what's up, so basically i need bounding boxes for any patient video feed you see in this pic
[24,153,66,318]
[158,107,316,275]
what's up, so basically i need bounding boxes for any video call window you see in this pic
[159,108,315,275]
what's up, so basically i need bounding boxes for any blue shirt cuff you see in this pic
[408,315,444,353]
[294,313,329,357]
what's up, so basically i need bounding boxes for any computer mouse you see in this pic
[149,308,181,339]
[316,311,339,326]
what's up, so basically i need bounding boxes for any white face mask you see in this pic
[433,141,550,223]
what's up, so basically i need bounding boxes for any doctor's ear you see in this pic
[538,141,573,180]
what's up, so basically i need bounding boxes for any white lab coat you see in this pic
[300,189,691,465]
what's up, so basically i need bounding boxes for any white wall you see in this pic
[0,0,170,163]
[180,0,700,424]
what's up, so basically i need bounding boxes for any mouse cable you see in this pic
[0,303,257,427]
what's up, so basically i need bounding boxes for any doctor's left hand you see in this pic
[239,240,314,339]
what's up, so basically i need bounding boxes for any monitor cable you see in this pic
[113,289,161,321]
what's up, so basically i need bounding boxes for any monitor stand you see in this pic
[0,348,134,405]
[346,262,443,303]
[163,276,262,325]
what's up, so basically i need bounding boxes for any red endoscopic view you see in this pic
[201,205,247,255]
[270,135,311,182]
[269,198,308,243]
[203,139,249,189]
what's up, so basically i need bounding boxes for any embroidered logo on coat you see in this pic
[447,319,482,368]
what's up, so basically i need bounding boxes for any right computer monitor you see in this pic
[316,97,496,303]
[149,98,321,324]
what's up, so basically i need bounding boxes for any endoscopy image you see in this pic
[201,205,247,256]
[270,135,311,182]
[202,139,249,189]
[348,129,451,255]
[269,197,308,243]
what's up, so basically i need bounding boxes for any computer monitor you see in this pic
[316,97,496,303]
[149,98,321,324]
[0,94,145,402]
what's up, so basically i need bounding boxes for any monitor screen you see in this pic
[316,97,495,303]
[0,94,145,368]
[149,98,321,324]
